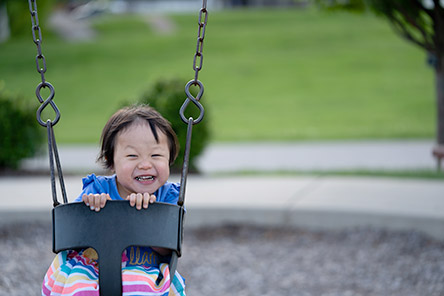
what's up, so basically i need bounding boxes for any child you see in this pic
[42,105,186,296]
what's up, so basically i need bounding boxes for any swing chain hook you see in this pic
[178,0,208,207]
[28,0,61,127]
[180,80,205,125]
[179,0,208,125]
[28,0,67,207]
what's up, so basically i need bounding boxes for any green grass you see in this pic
[220,169,444,180]
[0,8,435,143]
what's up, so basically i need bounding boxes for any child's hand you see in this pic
[126,193,156,210]
[82,193,111,212]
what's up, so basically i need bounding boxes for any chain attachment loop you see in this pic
[29,0,61,127]
[178,0,208,207]
[35,82,61,126]
[180,0,207,126]
[29,0,66,206]
[180,80,205,125]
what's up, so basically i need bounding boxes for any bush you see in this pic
[0,88,44,169]
[3,0,56,39]
[138,78,210,173]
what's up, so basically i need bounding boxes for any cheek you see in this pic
[113,160,133,174]
[157,161,170,175]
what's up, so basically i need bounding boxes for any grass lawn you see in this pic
[0,7,435,143]
[225,169,444,180]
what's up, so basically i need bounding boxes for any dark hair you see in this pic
[98,104,179,169]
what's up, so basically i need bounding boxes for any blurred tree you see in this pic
[0,85,44,170]
[316,0,444,149]
[138,78,211,174]
[0,0,55,39]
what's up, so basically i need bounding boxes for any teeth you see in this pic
[136,176,154,181]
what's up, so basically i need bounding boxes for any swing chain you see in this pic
[180,0,208,125]
[29,0,46,83]
[28,0,61,127]
[178,0,208,207]
[28,0,67,206]
[193,0,208,83]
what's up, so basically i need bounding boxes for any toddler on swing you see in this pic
[42,104,186,296]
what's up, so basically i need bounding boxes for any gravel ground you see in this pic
[1,222,444,296]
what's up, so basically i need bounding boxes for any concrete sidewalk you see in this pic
[20,140,438,174]
[2,140,444,241]
[1,174,444,240]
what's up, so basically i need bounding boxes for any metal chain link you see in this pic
[28,0,61,127]
[28,0,66,206]
[28,0,45,82]
[178,0,209,206]
[180,0,208,125]
[193,0,208,83]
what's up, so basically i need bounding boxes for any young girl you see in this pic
[42,105,186,296]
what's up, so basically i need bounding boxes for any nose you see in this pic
[137,158,153,170]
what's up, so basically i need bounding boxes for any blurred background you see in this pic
[1,1,444,295]
[0,0,440,177]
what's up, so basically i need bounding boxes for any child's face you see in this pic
[112,121,170,198]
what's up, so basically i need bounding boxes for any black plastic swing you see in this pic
[53,201,184,296]
[28,1,208,295]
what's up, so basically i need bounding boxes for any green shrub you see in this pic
[138,78,210,173]
[3,0,55,38]
[0,88,44,169]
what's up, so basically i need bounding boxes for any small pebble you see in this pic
[1,223,443,296]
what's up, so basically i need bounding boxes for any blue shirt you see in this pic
[74,174,180,205]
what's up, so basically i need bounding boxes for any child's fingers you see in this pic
[82,194,89,206]
[99,194,108,209]
[135,193,143,210]
[126,193,155,210]
[82,193,109,212]
[87,194,96,211]
[93,194,103,212]
[142,193,156,209]
[127,193,137,207]
[143,193,150,209]
[150,194,156,203]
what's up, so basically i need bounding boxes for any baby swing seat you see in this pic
[53,200,184,296]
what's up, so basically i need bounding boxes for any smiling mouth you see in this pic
[135,176,154,181]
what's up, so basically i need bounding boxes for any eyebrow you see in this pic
[122,142,166,151]
[121,144,137,151]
